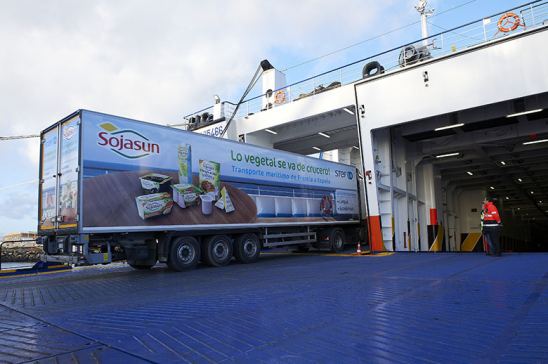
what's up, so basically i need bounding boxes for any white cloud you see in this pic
[0,0,408,233]
[0,188,37,220]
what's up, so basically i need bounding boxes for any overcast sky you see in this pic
[0,0,524,237]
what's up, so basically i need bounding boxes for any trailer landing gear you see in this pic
[128,263,154,270]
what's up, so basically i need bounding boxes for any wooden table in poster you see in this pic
[83,171,257,228]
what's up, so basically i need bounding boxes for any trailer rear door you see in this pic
[38,113,81,232]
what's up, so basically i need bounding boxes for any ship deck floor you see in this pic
[1,251,547,363]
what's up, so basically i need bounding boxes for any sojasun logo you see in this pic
[97,122,160,159]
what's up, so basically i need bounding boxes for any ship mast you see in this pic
[415,0,434,47]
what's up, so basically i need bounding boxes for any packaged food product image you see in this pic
[172,183,203,208]
[215,186,235,213]
[135,192,174,219]
[199,160,220,199]
[178,144,192,184]
[139,173,172,194]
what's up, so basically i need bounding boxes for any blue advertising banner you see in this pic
[80,110,359,230]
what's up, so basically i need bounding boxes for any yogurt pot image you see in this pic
[200,194,213,215]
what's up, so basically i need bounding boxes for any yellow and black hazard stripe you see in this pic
[460,232,483,252]
[428,223,444,252]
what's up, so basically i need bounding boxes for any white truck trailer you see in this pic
[38,110,365,271]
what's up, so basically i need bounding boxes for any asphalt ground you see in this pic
[0,250,547,363]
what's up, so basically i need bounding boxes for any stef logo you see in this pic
[97,122,160,159]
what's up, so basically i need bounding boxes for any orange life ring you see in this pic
[497,12,521,33]
[274,90,286,105]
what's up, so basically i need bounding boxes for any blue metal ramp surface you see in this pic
[0,253,547,363]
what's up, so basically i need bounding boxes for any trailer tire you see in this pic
[330,228,346,253]
[234,233,261,264]
[202,235,233,267]
[168,236,200,271]
[362,61,384,78]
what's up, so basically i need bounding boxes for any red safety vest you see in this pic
[483,202,501,225]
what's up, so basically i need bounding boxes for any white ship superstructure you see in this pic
[182,1,548,252]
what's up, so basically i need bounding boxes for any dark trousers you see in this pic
[483,225,501,256]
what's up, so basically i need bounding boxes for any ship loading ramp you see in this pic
[1,252,548,362]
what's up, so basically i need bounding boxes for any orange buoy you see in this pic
[497,12,521,33]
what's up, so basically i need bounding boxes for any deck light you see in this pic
[434,123,464,131]
[517,178,523,182]
[352,146,360,150]
[435,152,459,158]
[490,186,495,190]
[265,129,278,135]
[343,108,354,115]
[466,171,474,176]
[500,161,506,166]
[523,138,548,145]
[530,191,534,194]
[312,146,321,151]
[318,132,331,138]
[506,109,543,118]
[505,196,510,200]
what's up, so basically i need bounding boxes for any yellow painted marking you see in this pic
[371,252,395,257]
[0,269,16,273]
[461,232,482,252]
[0,268,71,279]
[429,223,444,252]
[59,223,77,228]
[103,253,109,261]
[391,216,395,241]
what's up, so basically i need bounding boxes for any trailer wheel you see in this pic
[234,233,261,263]
[330,228,346,253]
[168,237,200,271]
[202,235,233,267]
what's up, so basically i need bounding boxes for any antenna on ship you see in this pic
[415,0,434,47]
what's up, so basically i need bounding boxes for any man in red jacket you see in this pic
[482,197,502,256]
